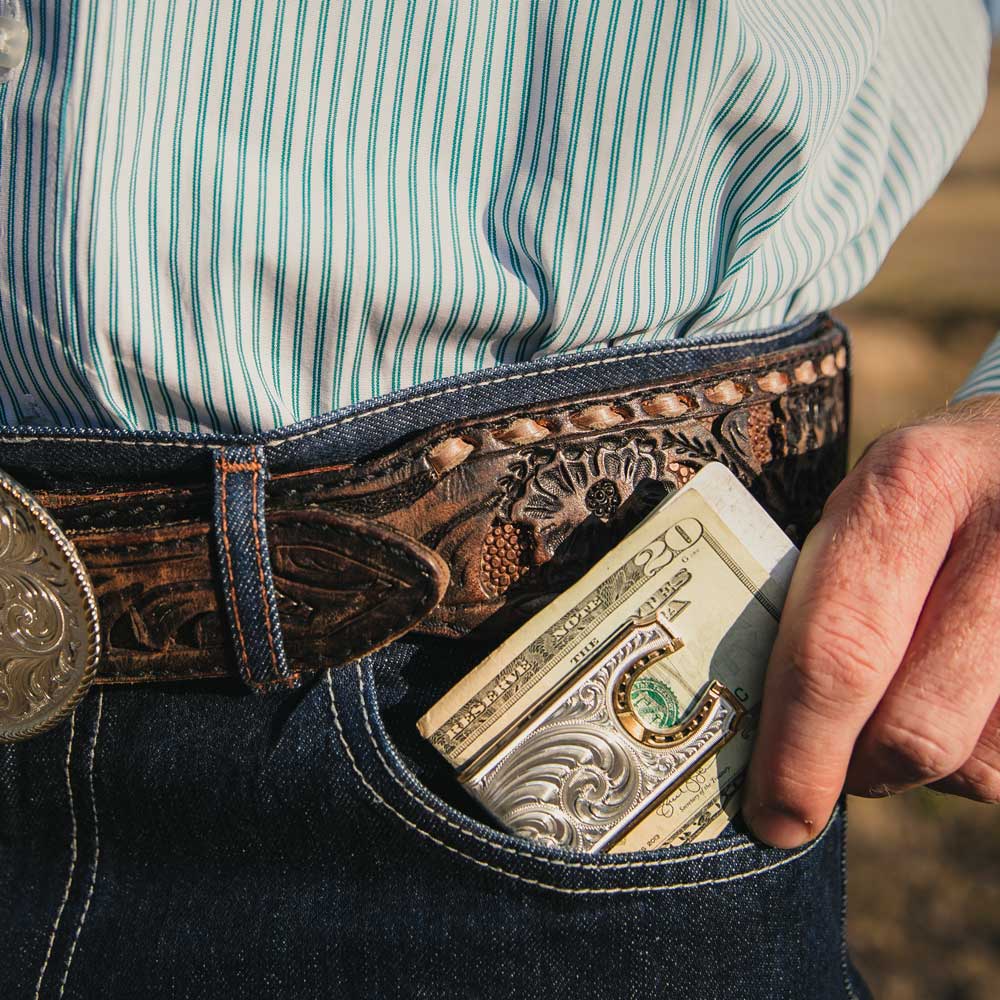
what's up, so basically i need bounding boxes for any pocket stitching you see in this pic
[32,712,78,999]
[353,661,754,869]
[328,667,831,892]
[838,804,863,1000]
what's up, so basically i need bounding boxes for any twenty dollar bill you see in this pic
[416,463,798,853]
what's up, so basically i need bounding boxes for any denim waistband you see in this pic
[0,315,834,484]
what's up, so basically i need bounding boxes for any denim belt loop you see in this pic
[212,444,296,692]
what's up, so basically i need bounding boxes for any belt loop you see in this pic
[212,445,297,692]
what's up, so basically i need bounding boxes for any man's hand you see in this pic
[742,395,1000,848]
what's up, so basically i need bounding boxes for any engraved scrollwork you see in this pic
[0,567,67,657]
[0,474,100,741]
[471,623,665,850]
[477,724,645,850]
[0,502,77,720]
[467,618,739,852]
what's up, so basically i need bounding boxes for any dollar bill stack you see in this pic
[417,462,798,853]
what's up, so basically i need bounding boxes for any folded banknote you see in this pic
[416,462,798,853]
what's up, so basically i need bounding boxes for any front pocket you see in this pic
[326,645,841,895]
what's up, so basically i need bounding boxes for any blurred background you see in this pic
[840,42,1000,1000]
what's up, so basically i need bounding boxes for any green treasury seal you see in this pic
[629,675,681,732]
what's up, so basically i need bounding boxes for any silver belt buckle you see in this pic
[0,469,100,742]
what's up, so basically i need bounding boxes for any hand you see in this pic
[742,395,1000,848]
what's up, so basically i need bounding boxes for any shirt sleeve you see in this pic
[986,0,1000,33]
[952,333,1000,401]
[952,4,999,401]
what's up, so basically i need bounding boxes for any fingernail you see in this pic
[866,784,895,799]
[743,803,815,848]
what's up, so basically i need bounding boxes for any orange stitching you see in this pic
[218,465,250,672]
[250,461,284,682]
[219,460,261,473]
[37,482,192,507]
[271,462,352,480]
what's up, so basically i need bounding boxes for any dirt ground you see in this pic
[837,44,1000,1000]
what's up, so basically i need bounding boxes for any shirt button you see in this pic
[0,15,29,76]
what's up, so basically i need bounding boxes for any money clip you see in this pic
[459,611,746,853]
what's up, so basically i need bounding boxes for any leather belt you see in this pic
[2,322,848,724]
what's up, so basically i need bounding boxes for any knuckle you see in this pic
[946,756,1000,805]
[853,426,963,527]
[785,603,890,711]
[866,719,969,788]
[872,426,947,484]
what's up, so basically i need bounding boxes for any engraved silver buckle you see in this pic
[0,469,101,742]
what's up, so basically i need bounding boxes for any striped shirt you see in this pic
[0,0,995,434]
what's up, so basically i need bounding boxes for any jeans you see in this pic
[0,316,870,999]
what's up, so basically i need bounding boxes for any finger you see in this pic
[931,696,1000,804]
[847,519,1000,797]
[742,427,961,847]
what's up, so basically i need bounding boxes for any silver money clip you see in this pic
[458,611,745,853]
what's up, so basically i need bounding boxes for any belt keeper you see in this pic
[213,445,298,692]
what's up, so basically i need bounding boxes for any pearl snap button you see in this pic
[0,15,28,74]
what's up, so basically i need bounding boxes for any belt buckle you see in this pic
[0,469,100,742]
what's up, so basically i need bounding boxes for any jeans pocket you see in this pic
[325,649,842,895]
[323,646,868,999]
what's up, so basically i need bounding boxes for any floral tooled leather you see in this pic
[508,437,666,557]
[268,326,847,643]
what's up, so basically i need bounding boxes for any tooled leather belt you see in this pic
[0,321,848,737]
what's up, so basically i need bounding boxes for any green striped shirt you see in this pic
[0,0,995,432]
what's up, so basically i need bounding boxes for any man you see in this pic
[0,2,996,997]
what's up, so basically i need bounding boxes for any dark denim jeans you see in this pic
[0,316,870,999]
